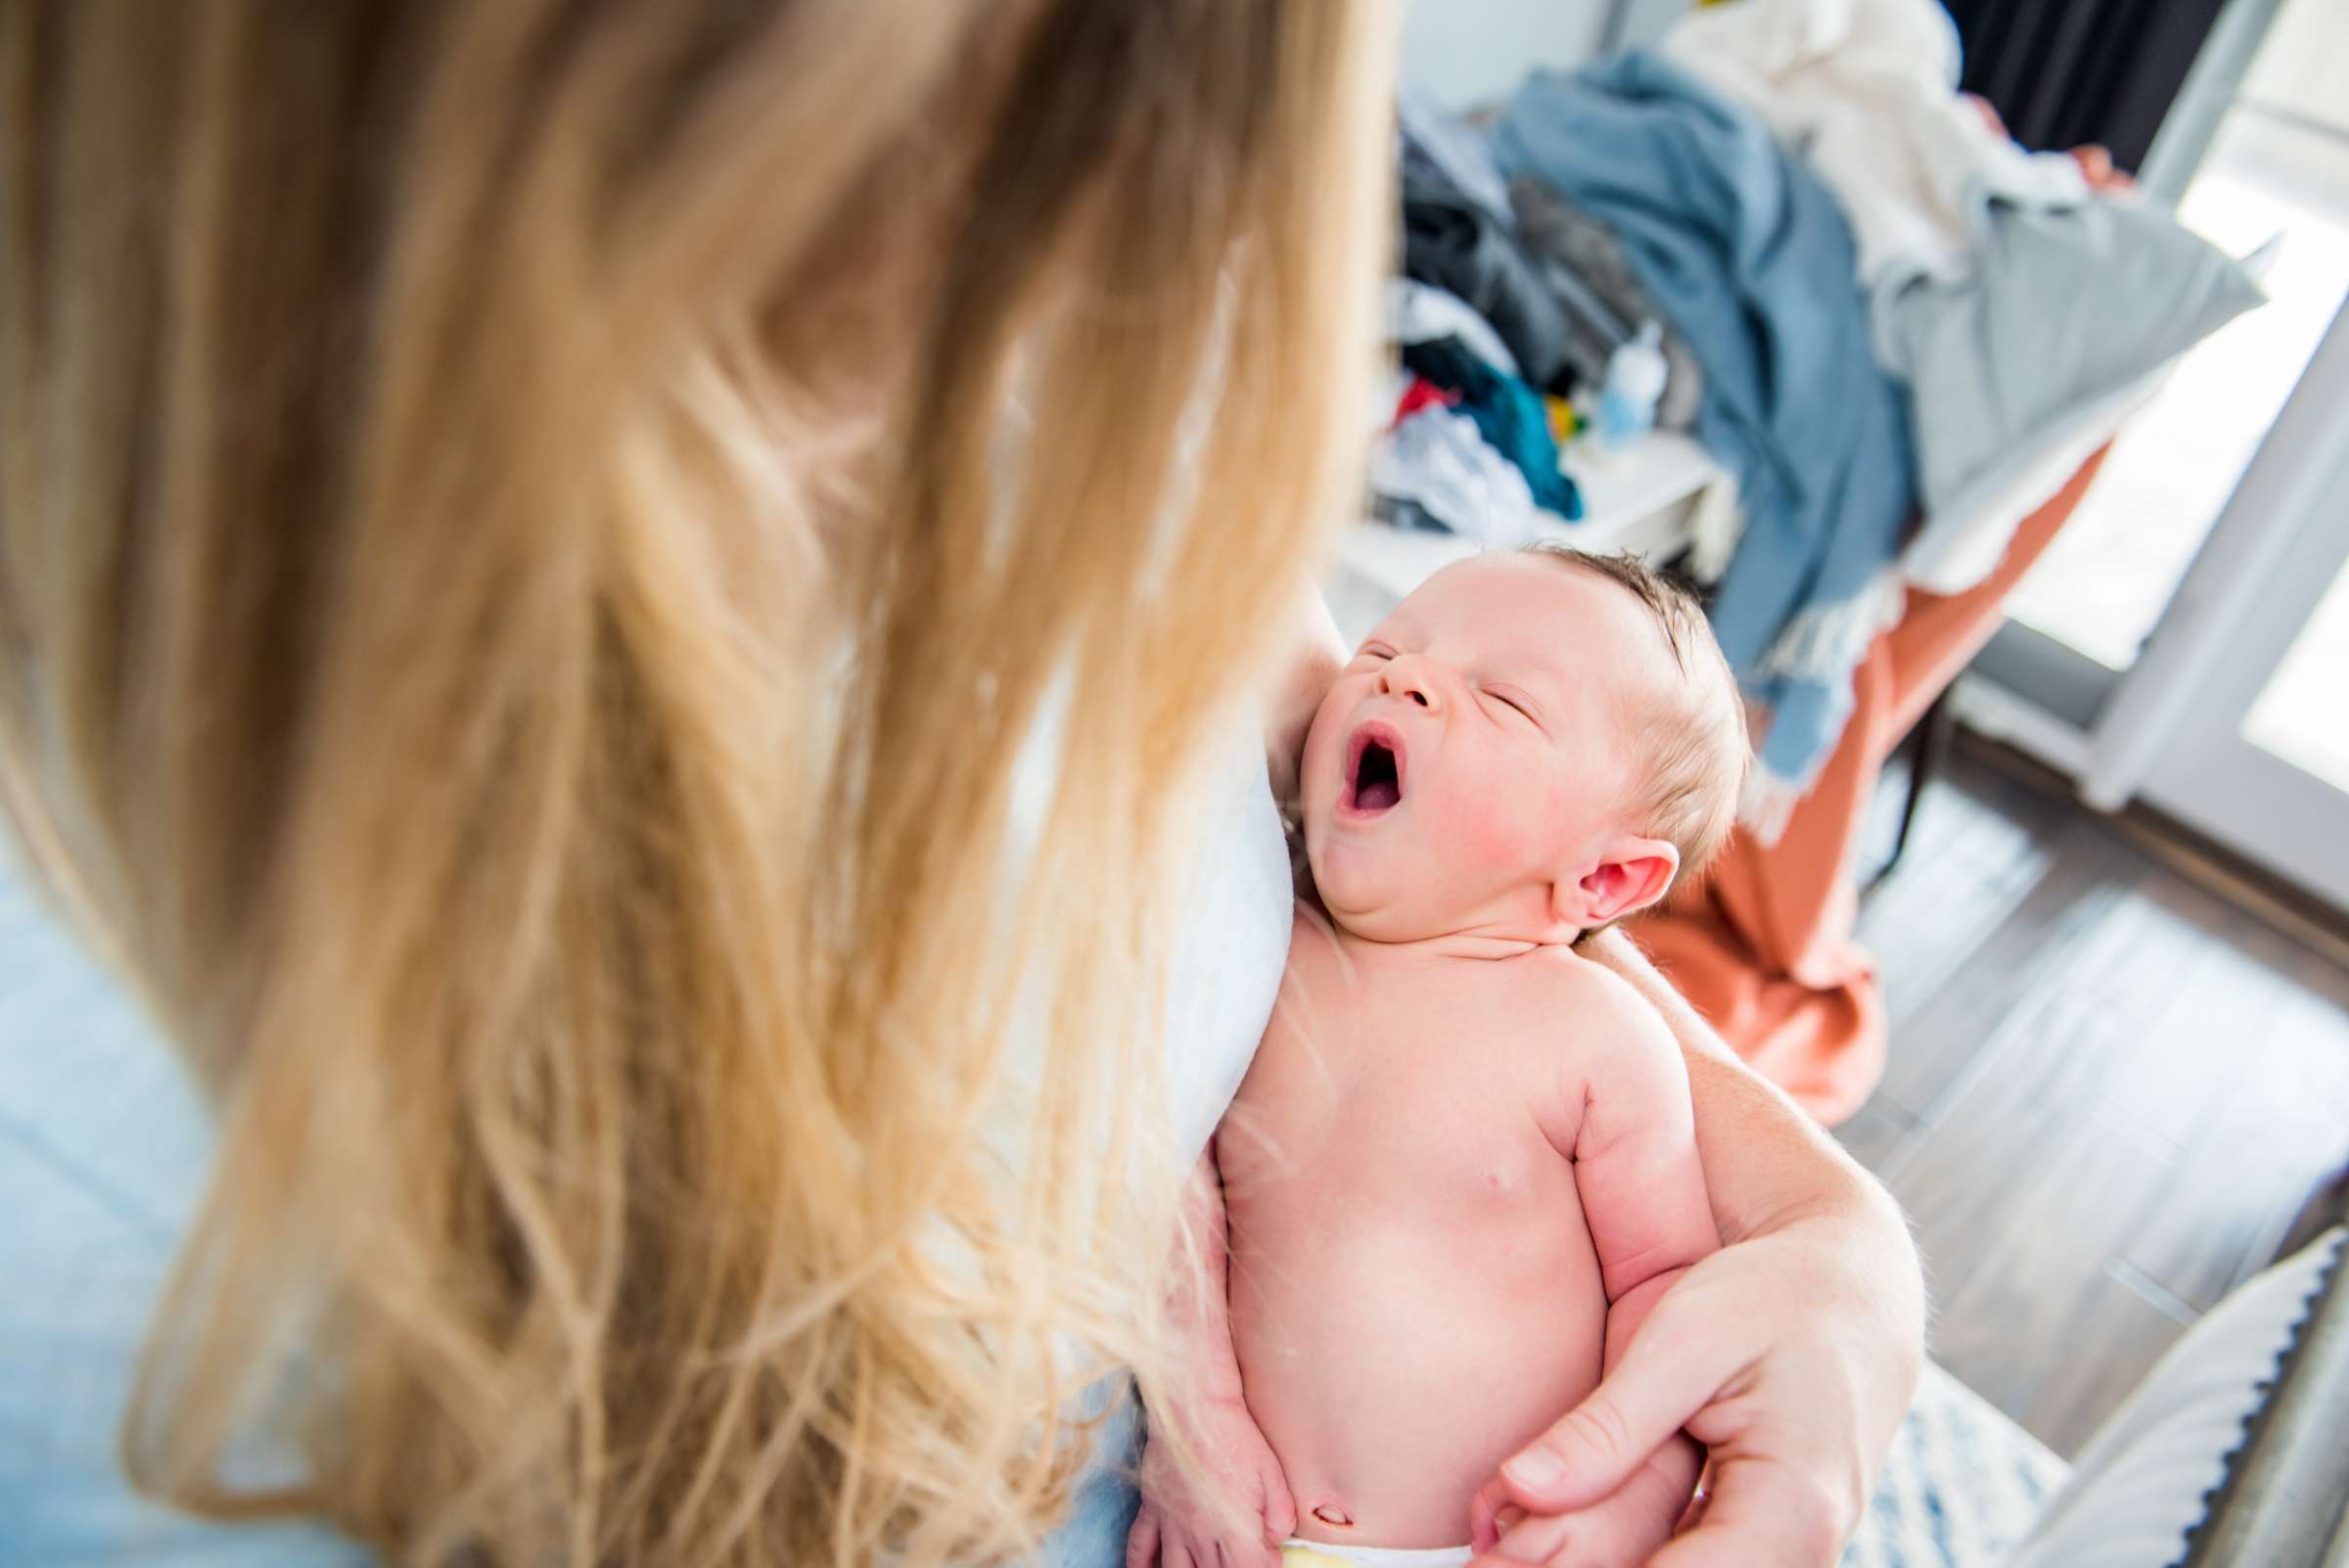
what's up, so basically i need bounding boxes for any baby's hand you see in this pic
[1128,1397,1297,1568]
[1472,1433,1700,1568]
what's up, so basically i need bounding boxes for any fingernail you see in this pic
[1503,1446,1564,1491]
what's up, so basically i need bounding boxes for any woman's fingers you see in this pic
[1260,1463,1297,1541]
[1466,1528,1548,1568]
[1467,1479,1532,1552]
[1646,1456,1848,1568]
[1490,1508,1577,1566]
[1126,1508,1160,1568]
[1497,1299,1746,1514]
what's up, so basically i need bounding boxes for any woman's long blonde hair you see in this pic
[0,3,1392,1562]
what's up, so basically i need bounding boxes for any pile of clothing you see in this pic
[1378,88,1711,550]
[1373,0,2262,829]
[1663,0,2262,600]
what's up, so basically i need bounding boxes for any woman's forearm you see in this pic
[1586,927,1915,1260]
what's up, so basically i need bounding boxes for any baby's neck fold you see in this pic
[1332,923,1582,965]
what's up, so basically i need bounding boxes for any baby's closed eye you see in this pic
[1484,686,1543,726]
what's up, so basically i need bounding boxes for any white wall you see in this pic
[1612,0,1700,53]
[1399,0,1608,109]
[1398,0,1695,109]
[2242,0,2349,134]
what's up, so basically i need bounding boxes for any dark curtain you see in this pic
[1939,0,2228,171]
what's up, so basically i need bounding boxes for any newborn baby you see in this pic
[1131,548,1749,1568]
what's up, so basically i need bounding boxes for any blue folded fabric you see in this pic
[1494,53,1918,800]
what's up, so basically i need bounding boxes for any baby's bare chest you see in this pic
[1220,951,1589,1218]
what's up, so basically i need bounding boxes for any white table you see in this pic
[1325,430,1726,643]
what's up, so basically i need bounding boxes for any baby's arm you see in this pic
[1573,975,1718,1367]
[1491,971,1716,1567]
[1128,1138,1295,1568]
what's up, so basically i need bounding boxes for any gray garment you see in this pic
[1508,176,1707,432]
[1403,165,1574,391]
[1399,85,1514,230]
[1874,186,2264,586]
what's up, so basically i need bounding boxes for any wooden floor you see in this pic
[1840,743,2349,1458]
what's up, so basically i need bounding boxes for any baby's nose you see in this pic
[1382,656,1440,711]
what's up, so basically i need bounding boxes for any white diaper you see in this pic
[1279,1540,1472,1568]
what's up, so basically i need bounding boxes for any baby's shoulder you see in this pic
[1507,943,1634,1005]
[1507,945,1677,1061]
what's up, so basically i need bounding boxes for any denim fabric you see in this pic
[1039,1393,1145,1568]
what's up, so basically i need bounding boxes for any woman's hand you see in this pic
[1128,1398,1297,1568]
[1481,1432,1701,1568]
[1467,928,1925,1568]
[1468,1211,1915,1567]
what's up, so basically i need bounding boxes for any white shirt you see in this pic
[1161,731,1294,1160]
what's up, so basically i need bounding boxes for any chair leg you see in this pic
[1870,689,1957,889]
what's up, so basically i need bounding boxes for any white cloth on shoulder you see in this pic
[1160,724,1295,1161]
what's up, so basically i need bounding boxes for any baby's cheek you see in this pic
[1439,766,1548,875]
[1299,683,1359,782]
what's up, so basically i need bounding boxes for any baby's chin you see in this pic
[1308,851,1440,943]
[1310,841,1566,945]
[1318,894,1468,945]
[1303,831,1383,928]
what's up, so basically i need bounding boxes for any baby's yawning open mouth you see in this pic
[1345,724,1405,815]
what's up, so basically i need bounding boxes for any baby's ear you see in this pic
[1567,836,1680,928]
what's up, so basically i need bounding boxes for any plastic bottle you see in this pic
[1594,321,1668,452]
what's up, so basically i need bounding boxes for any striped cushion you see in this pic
[1842,1360,2067,1568]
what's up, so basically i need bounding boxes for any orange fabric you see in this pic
[1636,447,2112,1125]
